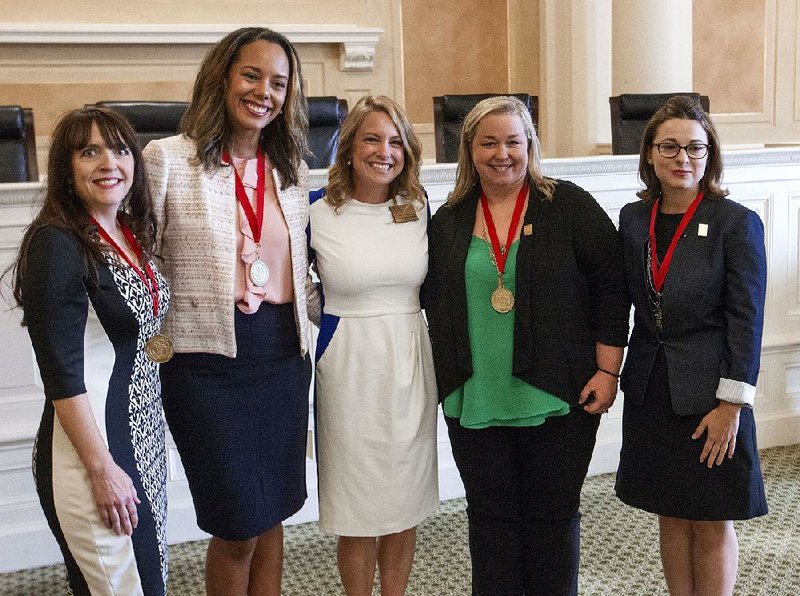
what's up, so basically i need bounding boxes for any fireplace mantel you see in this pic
[0,22,383,71]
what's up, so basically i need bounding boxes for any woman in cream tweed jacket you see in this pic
[143,27,318,596]
[144,134,318,357]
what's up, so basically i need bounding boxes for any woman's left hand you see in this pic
[692,401,742,468]
[579,372,618,415]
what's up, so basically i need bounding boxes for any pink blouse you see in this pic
[232,156,294,313]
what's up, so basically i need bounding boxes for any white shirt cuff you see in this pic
[716,377,756,407]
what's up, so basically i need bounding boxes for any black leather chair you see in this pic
[433,94,539,163]
[0,106,38,182]
[609,93,711,155]
[306,96,348,170]
[91,101,189,148]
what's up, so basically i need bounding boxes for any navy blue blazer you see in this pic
[619,196,767,416]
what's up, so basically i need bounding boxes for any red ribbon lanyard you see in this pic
[480,184,528,275]
[90,216,160,316]
[649,191,704,293]
[224,148,266,245]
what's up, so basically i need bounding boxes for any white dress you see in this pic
[309,192,439,536]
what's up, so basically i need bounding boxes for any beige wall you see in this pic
[401,0,510,124]
[0,0,798,161]
[693,0,766,113]
[0,1,404,160]
[2,1,386,24]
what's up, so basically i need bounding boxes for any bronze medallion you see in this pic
[145,334,174,364]
[491,286,515,313]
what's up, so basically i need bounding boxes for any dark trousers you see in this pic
[446,408,600,596]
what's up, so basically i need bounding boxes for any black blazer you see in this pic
[619,197,766,415]
[425,179,629,406]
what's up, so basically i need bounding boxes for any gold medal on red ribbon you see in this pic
[491,277,515,313]
[480,185,528,313]
[145,333,174,363]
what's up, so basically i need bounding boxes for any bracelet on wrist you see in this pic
[598,367,620,380]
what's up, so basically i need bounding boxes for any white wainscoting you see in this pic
[1,148,798,572]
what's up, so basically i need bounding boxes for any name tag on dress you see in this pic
[697,223,708,237]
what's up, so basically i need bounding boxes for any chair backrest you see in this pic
[0,105,38,182]
[306,96,348,170]
[92,101,189,149]
[609,93,711,155]
[433,94,539,163]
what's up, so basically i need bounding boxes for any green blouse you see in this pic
[443,236,570,429]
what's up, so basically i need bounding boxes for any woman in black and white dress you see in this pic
[9,107,170,595]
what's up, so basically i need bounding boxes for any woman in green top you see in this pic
[425,96,629,595]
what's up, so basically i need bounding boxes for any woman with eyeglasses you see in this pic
[615,95,768,595]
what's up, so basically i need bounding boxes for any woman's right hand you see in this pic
[52,394,141,536]
[89,461,141,536]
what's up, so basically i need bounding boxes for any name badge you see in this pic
[697,223,708,237]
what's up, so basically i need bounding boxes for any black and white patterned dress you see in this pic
[24,226,171,596]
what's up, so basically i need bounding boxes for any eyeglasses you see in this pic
[652,142,709,159]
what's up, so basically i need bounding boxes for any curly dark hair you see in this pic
[180,27,309,189]
[9,106,157,311]
[637,95,728,202]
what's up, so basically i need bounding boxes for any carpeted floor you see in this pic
[2,444,798,595]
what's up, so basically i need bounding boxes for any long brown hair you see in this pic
[637,95,727,201]
[448,96,554,205]
[325,95,424,210]
[181,27,309,189]
[9,107,156,310]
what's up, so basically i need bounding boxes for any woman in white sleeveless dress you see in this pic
[308,95,438,595]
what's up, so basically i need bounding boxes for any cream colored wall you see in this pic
[400,0,509,124]
[1,0,798,161]
[694,0,766,114]
[0,1,404,167]
[507,0,541,97]
[692,0,800,146]
[539,0,800,154]
[401,0,544,160]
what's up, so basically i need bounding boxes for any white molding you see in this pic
[10,148,800,209]
[0,23,383,72]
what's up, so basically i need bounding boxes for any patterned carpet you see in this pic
[2,444,798,595]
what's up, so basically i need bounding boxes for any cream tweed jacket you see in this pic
[143,134,320,358]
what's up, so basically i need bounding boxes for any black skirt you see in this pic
[161,302,311,540]
[615,348,767,521]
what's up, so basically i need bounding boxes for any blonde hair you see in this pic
[325,95,424,210]
[448,96,554,204]
[181,27,309,189]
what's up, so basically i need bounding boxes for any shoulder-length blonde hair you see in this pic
[325,95,424,211]
[637,95,727,202]
[448,96,554,205]
[181,27,309,189]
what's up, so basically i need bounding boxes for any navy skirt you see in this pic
[616,348,767,521]
[161,302,311,540]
